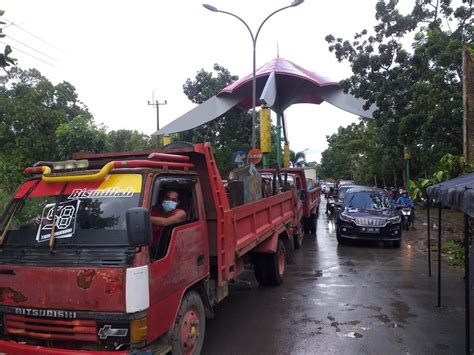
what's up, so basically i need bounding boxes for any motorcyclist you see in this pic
[396,189,415,227]
[389,187,398,203]
[325,186,336,214]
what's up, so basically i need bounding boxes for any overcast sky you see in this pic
[2,0,414,163]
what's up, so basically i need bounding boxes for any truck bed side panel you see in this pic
[224,191,294,261]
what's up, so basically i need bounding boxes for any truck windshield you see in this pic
[0,174,142,247]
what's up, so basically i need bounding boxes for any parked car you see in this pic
[336,187,402,247]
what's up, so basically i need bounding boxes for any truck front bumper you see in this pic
[0,340,154,355]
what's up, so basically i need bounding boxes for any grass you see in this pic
[417,206,464,226]
[441,240,465,267]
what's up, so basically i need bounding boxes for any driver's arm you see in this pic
[150,209,186,227]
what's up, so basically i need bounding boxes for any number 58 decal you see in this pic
[36,200,80,243]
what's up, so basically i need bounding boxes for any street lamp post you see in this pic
[203,0,304,149]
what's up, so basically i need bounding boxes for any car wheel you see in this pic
[336,228,344,244]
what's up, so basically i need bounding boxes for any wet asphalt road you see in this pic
[202,199,471,354]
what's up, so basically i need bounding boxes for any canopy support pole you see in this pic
[276,113,282,168]
[438,202,442,308]
[464,213,471,355]
[427,199,432,277]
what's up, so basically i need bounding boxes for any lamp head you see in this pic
[203,4,218,12]
[291,0,304,6]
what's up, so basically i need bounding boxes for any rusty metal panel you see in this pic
[0,266,125,312]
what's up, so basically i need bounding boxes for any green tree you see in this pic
[55,116,109,159]
[179,63,253,177]
[0,68,92,180]
[107,129,154,152]
[324,0,472,182]
[289,150,307,167]
[0,10,16,71]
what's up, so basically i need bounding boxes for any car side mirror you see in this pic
[126,207,152,247]
[300,190,307,201]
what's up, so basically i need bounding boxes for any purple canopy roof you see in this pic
[218,57,339,112]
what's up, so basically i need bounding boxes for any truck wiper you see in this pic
[0,180,41,246]
[48,183,68,253]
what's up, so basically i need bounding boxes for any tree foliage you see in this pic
[55,116,109,159]
[321,0,473,186]
[107,129,153,152]
[0,67,92,166]
[179,63,254,177]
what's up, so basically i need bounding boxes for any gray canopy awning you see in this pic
[426,172,474,217]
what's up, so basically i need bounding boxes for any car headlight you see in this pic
[388,215,401,224]
[340,212,355,222]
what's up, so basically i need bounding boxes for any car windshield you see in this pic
[337,186,355,200]
[344,190,393,210]
[0,174,142,247]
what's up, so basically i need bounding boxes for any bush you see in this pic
[441,240,464,267]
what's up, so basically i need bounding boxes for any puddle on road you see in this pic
[391,300,417,323]
[341,332,363,338]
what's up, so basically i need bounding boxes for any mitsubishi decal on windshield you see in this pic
[36,200,80,242]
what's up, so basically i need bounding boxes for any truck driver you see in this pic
[150,189,186,247]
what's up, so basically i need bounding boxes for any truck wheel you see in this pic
[266,239,286,286]
[171,291,205,355]
[254,254,269,285]
[309,213,316,234]
[293,224,304,249]
[302,217,309,234]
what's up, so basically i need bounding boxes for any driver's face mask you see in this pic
[162,200,178,213]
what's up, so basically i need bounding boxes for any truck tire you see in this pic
[303,217,310,234]
[171,291,205,355]
[254,254,269,285]
[266,239,286,286]
[293,224,304,249]
[309,213,316,234]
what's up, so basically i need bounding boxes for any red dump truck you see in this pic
[0,142,295,354]
[259,168,321,248]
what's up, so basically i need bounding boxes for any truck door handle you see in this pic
[197,255,205,266]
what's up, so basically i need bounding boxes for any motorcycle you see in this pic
[400,205,413,230]
[326,196,336,214]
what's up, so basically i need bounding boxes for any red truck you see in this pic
[0,142,295,354]
[259,168,321,248]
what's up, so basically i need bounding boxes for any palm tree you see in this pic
[289,150,307,167]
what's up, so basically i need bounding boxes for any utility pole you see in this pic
[148,92,167,149]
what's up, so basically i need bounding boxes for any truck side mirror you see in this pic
[126,207,152,247]
[300,190,307,201]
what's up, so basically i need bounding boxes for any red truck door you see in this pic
[146,175,209,341]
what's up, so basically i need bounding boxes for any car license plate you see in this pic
[363,227,380,233]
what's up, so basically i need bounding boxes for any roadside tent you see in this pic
[426,172,474,217]
[426,172,473,354]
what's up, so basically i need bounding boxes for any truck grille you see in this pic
[354,218,387,227]
[5,314,97,342]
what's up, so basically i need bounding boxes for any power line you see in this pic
[6,34,60,63]
[2,18,65,54]
[0,40,56,67]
